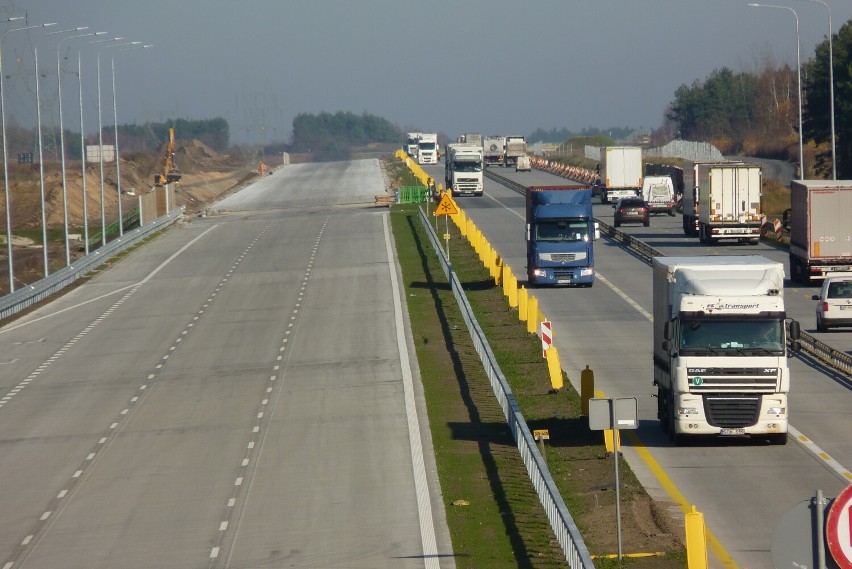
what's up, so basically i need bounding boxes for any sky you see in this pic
[3,0,851,146]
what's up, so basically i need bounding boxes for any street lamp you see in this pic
[111,43,151,236]
[78,36,123,254]
[799,0,836,180]
[34,27,87,277]
[748,3,804,180]
[1,20,57,293]
[57,30,103,265]
[96,41,135,247]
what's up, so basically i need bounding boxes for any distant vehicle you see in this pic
[483,136,505,166]
[599,146,642,204]
[812,273,852,332]
[788,180,852,285]
[504,136,526,169]
[612,197,650,227]
[515,155,531,172]
[405,132,421,158]
[641,175,675,216]
[653,256,800,445]
[689,162,762,245]
[417,133,438,165]
[462,133,483,147]
[444,143,484,197]
[525,186,599,287]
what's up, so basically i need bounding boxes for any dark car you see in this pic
[612,197,650,227]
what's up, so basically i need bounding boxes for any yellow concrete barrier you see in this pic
[545,346,564,390]
[527,296,539,334]
[685,506,708,569]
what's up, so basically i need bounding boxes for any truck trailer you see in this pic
[504,136,527,168]
[444,143,484,196]
[525,186,599,287]
[599,146,642,204]
[788,180,852,284]
[641,176,675,216]
[652,256,800,445]
[687,162,763,244]
[417,133,438,165]
[483,136,505,166]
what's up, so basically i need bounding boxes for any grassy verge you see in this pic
[388,162,686,568]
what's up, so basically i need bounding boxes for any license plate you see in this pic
[557,279,572,284]
[720,428,746,436]
[840,305,851,311]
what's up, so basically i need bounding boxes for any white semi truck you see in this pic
[599,146,642,204]
[652,256,800,445]
[503,136,526,168]
[787,180,852,284]
[417,133,438,165]
[683,162,762,244]
[444,143,484,196]
[405,132,421,158]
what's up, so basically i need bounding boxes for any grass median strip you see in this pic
[389,197,686,568]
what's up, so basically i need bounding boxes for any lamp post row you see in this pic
[0,18,151,293]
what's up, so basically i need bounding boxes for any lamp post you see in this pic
[799,0,836,180]
[78,37,123,254]
[111,43,150,236]
[749,3,803,180]
[56,30,101,266]
[96,41,134,247]
[34,27,86,277]
[1,20,56,293]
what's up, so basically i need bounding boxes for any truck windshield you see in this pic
[453,161,482,172]
[535,220,590,242]
[680,318,784,354]
[419,143,436,151]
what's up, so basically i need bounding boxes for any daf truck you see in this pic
[599,146,642,204]
[687,162,763,244]
[417,133,438,165]
[445,143,484,197]
[526,186,599,287]
[483,136,505,166]
[652,256,800,445]
[504,136,527,168]
[787,180,852,284]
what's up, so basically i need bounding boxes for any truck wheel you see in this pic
[667,394,685,446]
[669,209,675,217]
[750,238,760,245]
[767,433,788,445]
[817,316,827,333]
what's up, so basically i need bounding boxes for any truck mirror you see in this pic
[593,222,600,240]
[526,224,531,242]
[788,320,801,341]
[663,320,673,341]
[662,339,671,352]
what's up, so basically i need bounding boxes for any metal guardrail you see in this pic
[0,207,185,320]
[416,204,595,569]
[486,169,852,380]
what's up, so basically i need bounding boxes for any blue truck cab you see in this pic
[526,186,599,287]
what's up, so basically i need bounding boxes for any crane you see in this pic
[153,127,182,186]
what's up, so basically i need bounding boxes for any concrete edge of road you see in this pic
[383,211,457,567]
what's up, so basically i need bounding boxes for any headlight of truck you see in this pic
[677,407,699,415]
[766,406,785,415]
[580,268,594,277]
[532,268,547,277]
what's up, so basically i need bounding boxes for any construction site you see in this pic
[0,137,262,296]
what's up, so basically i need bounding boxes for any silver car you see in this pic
[813,274,852,332]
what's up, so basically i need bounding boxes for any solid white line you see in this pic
[382,213,441,567]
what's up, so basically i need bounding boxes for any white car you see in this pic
[812,273,852,332]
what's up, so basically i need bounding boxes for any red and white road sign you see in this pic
[541,320,552,358]
[827,484,852,569]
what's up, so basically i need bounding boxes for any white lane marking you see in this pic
[382,212,441,567]
[488,189,852,483]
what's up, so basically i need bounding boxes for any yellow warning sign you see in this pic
[434,193,459,216]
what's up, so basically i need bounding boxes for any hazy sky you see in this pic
[3,0,851,145]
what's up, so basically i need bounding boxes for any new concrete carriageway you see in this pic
[0,160,452,569]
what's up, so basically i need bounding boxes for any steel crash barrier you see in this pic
[416,203,595,568]
[0,207,185,320]
[485,167,852,381]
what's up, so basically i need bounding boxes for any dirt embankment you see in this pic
[0,139,259,295]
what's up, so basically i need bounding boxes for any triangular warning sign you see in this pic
[434,193,459,216]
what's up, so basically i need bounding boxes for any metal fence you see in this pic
[0,207,184,320]
[416,205,595,569]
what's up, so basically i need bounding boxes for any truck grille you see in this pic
[687,367,778,393]
[703,395,760,428]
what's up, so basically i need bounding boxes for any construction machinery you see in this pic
[153,128,182,186]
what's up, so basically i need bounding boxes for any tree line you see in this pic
[663,18,852,178]
[289,111,399,161]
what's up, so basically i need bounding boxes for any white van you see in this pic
[515,154,531,172]
[641,175,675,216]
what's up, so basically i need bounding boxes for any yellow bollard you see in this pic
[518,286,528,322]
[685,505,709,569]
[545,346,564,391]
[494,255,503,285]
[581,365,595,416]
[604,429,621,454]
[527,296,538,334]
[508,272,518,308]
[502,265,512,298]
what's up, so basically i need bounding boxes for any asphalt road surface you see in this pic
[0,160,453,569]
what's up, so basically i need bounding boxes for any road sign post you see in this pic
[589,397,638,561]
[433,193,458,261]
